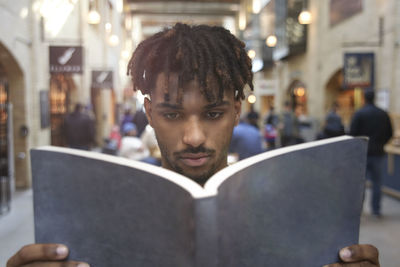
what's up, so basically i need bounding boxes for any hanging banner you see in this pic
[91,70,114,89]
[343,53,374,90]
[49,46,83,74]
[39,90,50,129]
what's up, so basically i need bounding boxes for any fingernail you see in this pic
[340,248,352,259]
[77,263,90,267]
[56,245,68,256]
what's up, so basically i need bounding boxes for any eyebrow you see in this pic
[204,101,231,109]
[155,100,231,110]
[155,103,183,109]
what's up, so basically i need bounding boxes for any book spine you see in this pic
[194,196,218,267]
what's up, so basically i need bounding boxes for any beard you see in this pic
[156,139,228,186]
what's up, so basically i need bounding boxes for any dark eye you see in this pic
[207,111,223,119]
[164,112,179,120]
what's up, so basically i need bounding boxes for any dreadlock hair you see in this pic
[127,23,253,103]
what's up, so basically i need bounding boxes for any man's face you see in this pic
[144,73,241,184]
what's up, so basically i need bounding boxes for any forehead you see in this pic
[150,72,234,104]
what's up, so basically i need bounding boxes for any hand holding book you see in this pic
[6,243,380,267]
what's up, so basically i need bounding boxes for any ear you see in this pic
[144,97,153,126]
[234,99,242,126]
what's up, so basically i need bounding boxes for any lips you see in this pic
[179,153,210,167]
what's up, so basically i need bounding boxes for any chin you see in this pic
[188,174,210,186]
[183,168,216,186]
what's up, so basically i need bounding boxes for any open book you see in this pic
[31,136,367,267]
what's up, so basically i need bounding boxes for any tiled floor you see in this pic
[0,189,34,265]
[1,189,399,266]
[359,190,400,267]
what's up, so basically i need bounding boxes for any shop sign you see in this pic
[330,0,362,26]
[91,70,113,89]
[343,53,374,90]
[254,79,276,95]
[49,46,83,74]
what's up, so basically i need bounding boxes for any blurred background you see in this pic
[0,0,399,266]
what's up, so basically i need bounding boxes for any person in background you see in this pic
[8,23,380,267]
[350,89,393,217]
[229,115,264,161]
[140,124,162,166]
[264,107,279,149]
[64,103,95,150]
[109,125,122,149]
[132,107,149,137]
[84,104,97,145]
[119,122,149,161]
[102,125,121,155]
[120,107,134,133]
[279,101,299,147]
[317,101,345,140]
[246,105,260,129]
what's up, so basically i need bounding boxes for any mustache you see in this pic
[174,146,215,156]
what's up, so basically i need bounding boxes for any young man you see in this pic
[7,23,379,267]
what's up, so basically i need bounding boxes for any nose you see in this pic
[182,117,206,148]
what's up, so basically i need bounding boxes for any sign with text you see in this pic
[91,70,113,89]
[343,53,374,90]
[49,46,83,74]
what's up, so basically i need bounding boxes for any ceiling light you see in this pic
[248,94,257,104]
[266,35,277,47]
[108,34,119,46]
[88,9,100,24]
[298,10,312,24]
[248,50,256,59]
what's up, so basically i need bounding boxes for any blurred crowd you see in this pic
[228,100,347,163]
[231,91,392,164]
[101,106,162,166]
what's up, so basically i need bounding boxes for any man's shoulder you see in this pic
[353,105,391,122]
[234,123,247,132]
[355,105,375,115]
[78,113,92,121]
[235,123,258,134]
[367,105,391,117]
[374,105,389,114]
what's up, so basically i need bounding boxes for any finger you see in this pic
[6,244,69,267]
[323,261,376,267]
[22,261,89,267]
[339,244,379,265]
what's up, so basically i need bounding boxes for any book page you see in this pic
[211,136,367,266]
[205,135,355,192]
[31,147,201,266]
[34,146,208,197]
